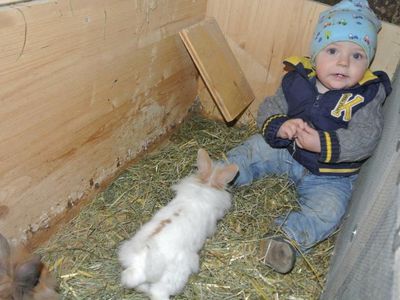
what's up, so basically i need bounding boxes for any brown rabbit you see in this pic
[0,234,59,300]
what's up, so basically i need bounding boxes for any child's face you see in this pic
[314,41,368,92]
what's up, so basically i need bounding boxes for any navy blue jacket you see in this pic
[261,57,392,176]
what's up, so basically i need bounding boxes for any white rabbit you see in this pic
[118,148,238,300]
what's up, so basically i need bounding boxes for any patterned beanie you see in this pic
[310,0,381,65]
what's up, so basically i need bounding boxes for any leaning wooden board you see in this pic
[179,18,254,122]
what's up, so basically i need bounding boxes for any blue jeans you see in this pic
[226,134,357,252]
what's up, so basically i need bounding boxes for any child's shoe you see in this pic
[259,235,296,274]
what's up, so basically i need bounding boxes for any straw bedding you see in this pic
[37,114,335,299]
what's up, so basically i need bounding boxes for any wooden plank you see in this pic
[203,0,400,123]
[180,18,254,122]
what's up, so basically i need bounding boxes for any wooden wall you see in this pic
[0,0,206,242]
[201,0,400,123]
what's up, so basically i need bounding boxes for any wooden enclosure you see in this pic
[0,0,399,244]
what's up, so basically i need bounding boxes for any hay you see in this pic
[37,114,334,299]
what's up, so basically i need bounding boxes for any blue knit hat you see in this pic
[311,0,381,65]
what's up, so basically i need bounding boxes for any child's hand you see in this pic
[277,119,307,140]
[295,123,321,153]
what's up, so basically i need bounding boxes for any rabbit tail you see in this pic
[144,251,199,300]
[119,240,168,289]
[120,251,147,288]
[119,240,150,288]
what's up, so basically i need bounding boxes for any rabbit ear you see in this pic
[196,148,212,182]
[210,164,239,189]
[13,255,44,297]
[0,234,10,275]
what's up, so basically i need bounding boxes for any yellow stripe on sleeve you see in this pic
[319,168,360,173]
[323,131,332,163]
[262,114,286,136]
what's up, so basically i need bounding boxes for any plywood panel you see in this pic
[0,0,206,242]
[180,18,254,122]
[203,0,400,123]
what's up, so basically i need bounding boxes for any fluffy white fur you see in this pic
[118,149,238,300]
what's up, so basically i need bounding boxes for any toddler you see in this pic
[226,0,392,274]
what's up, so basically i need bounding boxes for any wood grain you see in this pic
[0,0,206,241]
[180,18,254,122]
